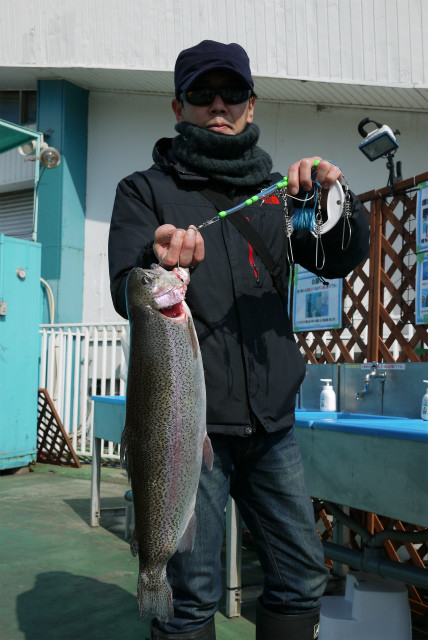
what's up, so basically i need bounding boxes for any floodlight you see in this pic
[18,140,47,156]
[358,118,400,161]
[18,130,61,169]
[39,146,61,169]
[358,117,402,189]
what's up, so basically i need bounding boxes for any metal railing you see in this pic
[39,321,128,460]
[39,312,416,462]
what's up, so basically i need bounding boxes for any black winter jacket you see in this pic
[109,138,369,436]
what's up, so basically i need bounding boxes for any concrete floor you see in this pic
[1,462,426,640]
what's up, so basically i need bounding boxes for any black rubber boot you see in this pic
[151,617,216,639]
[256,601,320,640]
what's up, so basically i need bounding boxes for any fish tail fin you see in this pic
[178,511,196,552]
[137,569,174,622]
[203,434,214,471]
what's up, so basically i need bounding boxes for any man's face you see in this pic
[172,70,255,136]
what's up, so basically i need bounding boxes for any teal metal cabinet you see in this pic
[0,235,41,470]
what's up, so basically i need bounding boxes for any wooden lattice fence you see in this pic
[295,172,428,620]
[294,171,428,364]
[348,510,428,617]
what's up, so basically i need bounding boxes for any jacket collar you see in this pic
[151,137,209,183]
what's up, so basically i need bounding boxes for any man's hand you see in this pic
[287,157,342,195]
[154,224,205,268]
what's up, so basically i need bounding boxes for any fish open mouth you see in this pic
[159,301,186,319]
[145,266,189,322]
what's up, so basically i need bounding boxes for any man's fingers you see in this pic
[154,224,205,268]
[288,157,320,194]
[179,226,205,266]
[287,157,342,194]
[161,229,185,267]
[314,160,342,189]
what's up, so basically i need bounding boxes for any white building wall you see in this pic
[0,142,35,193]
[2,0,427,323]
[84,90,428,323]
[2,0,427,88]
[84,93,176,323]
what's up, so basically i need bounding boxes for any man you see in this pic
[109,40,369,640]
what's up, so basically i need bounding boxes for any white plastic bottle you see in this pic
[320,379,336,412]
[421,380,428,421]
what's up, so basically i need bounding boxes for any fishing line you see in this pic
[195,162,349,237]
[196,176,290,230]
[195,160,352,269]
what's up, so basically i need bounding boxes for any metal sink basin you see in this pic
[296,410,402,421]
[295,409,427,442]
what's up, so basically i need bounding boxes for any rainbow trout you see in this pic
[122,264,213,621]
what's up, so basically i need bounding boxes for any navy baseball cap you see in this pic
[174,40,254,97]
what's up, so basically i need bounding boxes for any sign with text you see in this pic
[415,252,428,324]
[293,267,342,332]
[416,184,428,253]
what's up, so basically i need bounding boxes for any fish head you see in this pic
[126,265,190,323]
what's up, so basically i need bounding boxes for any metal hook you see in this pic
[280,188,295,265]
[196,216,219,230]
[315,233,326,270]
[341,183,352,250]
[286,232,295,265]
[341,215,352,251]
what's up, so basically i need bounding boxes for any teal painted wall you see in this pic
[37,80,88,323]
[0,236,41,469]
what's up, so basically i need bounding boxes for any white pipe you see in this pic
[72,328,81,451]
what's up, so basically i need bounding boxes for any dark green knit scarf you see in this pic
[171,122,273,187]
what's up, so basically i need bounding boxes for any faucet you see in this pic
[355,363,386,400]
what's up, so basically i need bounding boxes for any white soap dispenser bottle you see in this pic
[320,379,336,412]
[422,380,428,421]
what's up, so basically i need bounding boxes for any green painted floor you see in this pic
[1,462,427,639]
[0,462,260,640]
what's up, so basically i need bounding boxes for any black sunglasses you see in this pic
[179,87,252,106]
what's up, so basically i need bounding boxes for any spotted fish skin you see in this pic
[122,265,212,622]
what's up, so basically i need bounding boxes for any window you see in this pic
[0,190,34,240]
[0,91,37,125]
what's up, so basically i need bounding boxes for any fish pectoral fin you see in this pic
[203,434,214,471]
[177,512,197,553]
[187,316,199,359]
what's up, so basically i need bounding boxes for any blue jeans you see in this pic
[158,427,329,634]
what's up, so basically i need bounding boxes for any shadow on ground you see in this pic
[16,571,151,640]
